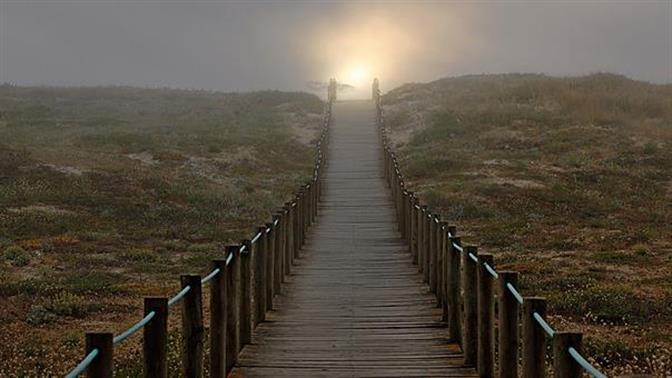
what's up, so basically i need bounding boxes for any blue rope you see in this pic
[451,242,463,253]
[251,232,262,244]
[226,252,234,266]
[568,347,607,378]
[65,348,98,378]
[201,268,221,284]
[506,283,524,304]
[112,311,156,344]
[468,252,479,263]
[533,311,556,337]
[483,262,499,279]
[168,285,191,307]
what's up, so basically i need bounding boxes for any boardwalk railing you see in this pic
[64,80,337,378]
[374,80,609,378]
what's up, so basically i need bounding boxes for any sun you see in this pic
[342,64,370,87]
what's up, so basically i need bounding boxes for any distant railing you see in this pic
[64,83,335,378]
[374,79,612,378]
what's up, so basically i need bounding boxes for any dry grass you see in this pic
[383,73,672,376]
[0,85,323,376]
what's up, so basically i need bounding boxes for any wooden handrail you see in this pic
[65,84,334,377]
[374,78,620,378]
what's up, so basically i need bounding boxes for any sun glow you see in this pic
[341,64,371,87]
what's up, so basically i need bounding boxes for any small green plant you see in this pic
[3,246,31,267]
[26,305,57,325]
[633,244,648,256]
[120,249,158,263]
[46,292,101,317]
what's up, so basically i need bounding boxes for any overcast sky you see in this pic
[1,1,670,98]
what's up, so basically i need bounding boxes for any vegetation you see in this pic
[383,73,672,376]
[0,85,323,375]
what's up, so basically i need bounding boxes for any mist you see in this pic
[1,1,670,98]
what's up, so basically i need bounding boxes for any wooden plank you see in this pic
[232,101,477,377]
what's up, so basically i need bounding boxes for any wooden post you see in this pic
[144,297,168,378]
[477,253,495,378]
[498,271,519,378]
[240,240,252,347]
[411,197,418,264]
[436,221,448,308]
[254,227,267,325]
[209,260,227,378]
[273,212,284,283]
[273,214,282,295]
[420,206,428,277]
[225,246,240,373]
[406,192,414,248]
[281,209,290,276]
[424,209,431,283]
[523,297,547,378]
[553,332,582,378]
[85,332,112,378]
[293,199,300,257]
[463,244,478,367]
[284,203,295,263]
[447,231,462,342]
[428,214,438,293]
[181,274,203,378]
[264,223,274,311]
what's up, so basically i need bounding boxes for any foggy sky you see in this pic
[1,1,670,97]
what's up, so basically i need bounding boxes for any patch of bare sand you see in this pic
[281,110,322,146]
[127,151,158,165]
[485,177,545,189]
[37,163,85,176]
[8,205,76,216]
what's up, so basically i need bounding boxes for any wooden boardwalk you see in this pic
[233,101,477,377]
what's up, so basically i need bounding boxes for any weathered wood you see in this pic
[85,332,112,378]
[284,203,295,263]
[231,101,476,378]
[411,196,419,264]
[463,245,478,367]
[418,206,425,273]
[273,214,282,295]
[240,240,252,347]
[429,213,438,294]
[553,332,582,378]
[497,271,519,378]
[523,297,547,378]
[281,209,290,276]
[180,274,203,378]
[447,232,461,342]
[264,223,274,311]
[477,253,494,378]
[421,206,429,280]
[254,228,267,325]
[209,260,227,378]
[225,246,240,373]
[438,220,449,310]
[144,297,168,378]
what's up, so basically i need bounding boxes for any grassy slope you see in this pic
[0,85,323,376]
[383,73,672,376]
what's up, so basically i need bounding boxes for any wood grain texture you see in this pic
[232,101,477,377]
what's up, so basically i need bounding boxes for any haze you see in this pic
[1,1,670,99]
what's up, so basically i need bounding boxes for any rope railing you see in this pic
[63,80,335,377]
[374,79,611,378]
